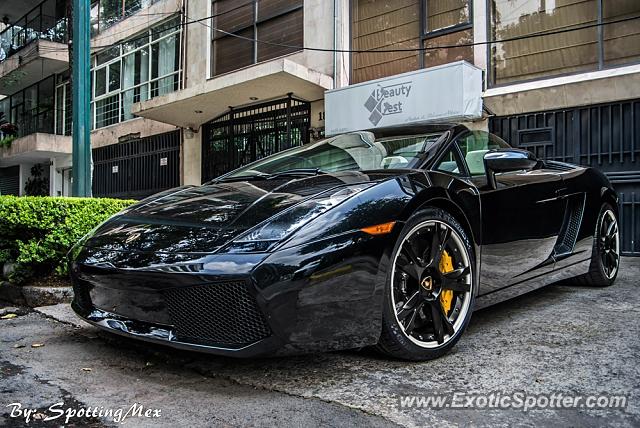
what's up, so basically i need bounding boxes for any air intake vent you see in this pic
[164,281,271,347]
[545,161,576,172]
[554,194,586,256]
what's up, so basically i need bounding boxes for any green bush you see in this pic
[0,196,136,284]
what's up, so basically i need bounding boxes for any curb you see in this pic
[0,281,73,307]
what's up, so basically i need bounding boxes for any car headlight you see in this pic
[228,183,373,251]
[67,212,122,260]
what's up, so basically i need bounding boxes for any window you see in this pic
[489,0,640,86]
[423,0,473,68]
[210,0,303,76]
[351,1,422,84]
[223,132,443,179]
[90,16,181,129]
[425,0,470,33]
[455,131,510,176]
[350,0,472,84]
[603,0,640,67]
[434,146,465,176]
[90,0,161,36]
[55,78,72,136]
[0,75,64,137]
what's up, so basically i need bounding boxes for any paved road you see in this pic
[1,258,639,427]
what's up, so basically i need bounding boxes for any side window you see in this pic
[434,145,466,176]
[457,131,510,176]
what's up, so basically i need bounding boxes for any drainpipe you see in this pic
[333,0,338,89]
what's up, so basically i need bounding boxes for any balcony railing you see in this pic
[0,0,68,63]
[1,108,71,140]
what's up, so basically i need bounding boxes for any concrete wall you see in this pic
[49,155,72,197]
[90,117,179,148]
[183,0,209,88]
[182,128,200,185]
[288,0,335,78]
[483,65,640,116]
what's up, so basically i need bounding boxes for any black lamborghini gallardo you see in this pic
[70,124,620,360]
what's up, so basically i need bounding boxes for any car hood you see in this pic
[82,171,398,254]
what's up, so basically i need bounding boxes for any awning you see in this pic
[132,58,333,129]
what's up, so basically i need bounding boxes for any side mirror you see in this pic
[483,149,539,189]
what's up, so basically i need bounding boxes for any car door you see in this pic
[455,131,567,295]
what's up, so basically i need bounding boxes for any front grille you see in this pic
[164,281,271,347]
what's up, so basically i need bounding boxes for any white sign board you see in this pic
[325,61,483,136]
[111,165,118,174]
[160,157,168,166]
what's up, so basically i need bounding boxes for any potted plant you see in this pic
[0,112,18,148]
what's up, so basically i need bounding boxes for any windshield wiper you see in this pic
[265,168,326,180]
[213,173,269,183]
[214,168,325,183]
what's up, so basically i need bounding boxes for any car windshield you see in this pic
[221,131,444,179]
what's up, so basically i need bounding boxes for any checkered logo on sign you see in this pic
[363,82,413,126]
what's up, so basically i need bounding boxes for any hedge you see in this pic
[0,196,136,284]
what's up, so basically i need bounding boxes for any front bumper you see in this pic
[72,303,283,357]
[70,230,395,357]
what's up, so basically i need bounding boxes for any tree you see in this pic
[24,164,50,196]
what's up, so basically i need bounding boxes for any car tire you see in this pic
[376,207,476,361]
[570,203,620,287]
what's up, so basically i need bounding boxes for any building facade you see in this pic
[0,0,637,254]
[0,0,72,196]
[133,0,350,186]
[0,0,183,197]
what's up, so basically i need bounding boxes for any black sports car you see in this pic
[70,124,620,360]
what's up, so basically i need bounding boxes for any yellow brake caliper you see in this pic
[439,250,454,315]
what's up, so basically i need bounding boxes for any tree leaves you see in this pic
[0,196,136,283]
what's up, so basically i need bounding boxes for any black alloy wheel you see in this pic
[377,207,475,360]
[599,208,620,280]
[571,203,620,287]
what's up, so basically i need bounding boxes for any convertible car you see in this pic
[69,124,620,360]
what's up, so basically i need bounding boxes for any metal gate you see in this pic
[92,130,180,200]
[201,95,311,182]
[0,166,20,195]
[490,99,640,256]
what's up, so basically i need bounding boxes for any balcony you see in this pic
[0,72,71,165]
[0,109,71,165]
[0,132,71,165]
[0,0,49,24]
[133,58,333,129]
[0,0,69,94]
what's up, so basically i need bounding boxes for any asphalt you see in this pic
[1,257,639,427]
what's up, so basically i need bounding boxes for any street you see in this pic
[1,258,639,427]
